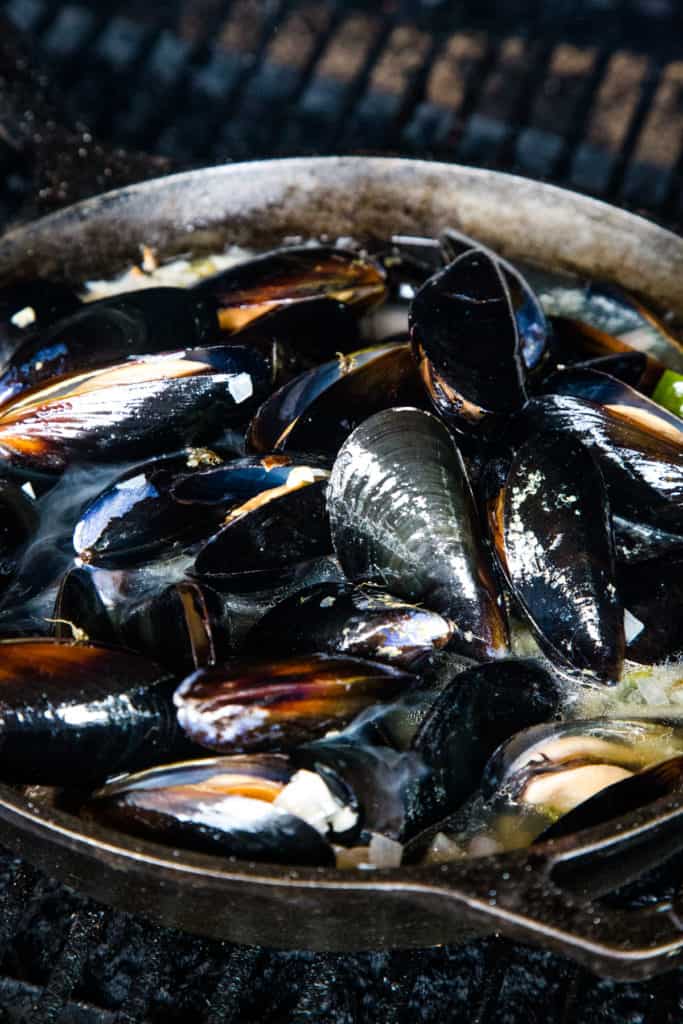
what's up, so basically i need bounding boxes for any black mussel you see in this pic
[120,580,229,674]
[245,342,424,455]
[380,234,445,302]
[569,351,662,394]
[409,248,527,434]
[173,653,417,753]
[0,288,221,407]
[0,638,179,784]
[409,658,563,834]
[192,469,331,585]
[613,515,683,565]
[439,227,550,373]
[0,279,79,361]
[171,452,330,508]
[543,366,683,442]
[328,408,509,661]
[52,555,196,645]
[488,432,624,681]
[536,754,683,843]
[0,477,39,595]
[522,394,683,530]
[232,298,362,384]
[193,245,387,332]
[85,754,336,865]
[293,736,426,842]
[617,557,683,663]
[246,581,453,668]
[72,448,229,569]
[536,277,683,375]
[481,718,683,802]
[0,346,269,475]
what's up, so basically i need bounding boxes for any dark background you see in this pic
[0,1,682,1021]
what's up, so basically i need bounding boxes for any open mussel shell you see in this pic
[439,227,550,373]
[328,407,509,661]
[193,245,387,333]
[0,279,79,362]
[173,653,417,753]
[246,581,454,668]
[522,394,683,531]
[535,754,683,843]
[409,248,527,434]
[232,298,362,384]
[84,754,335,866]
[617,557,683,663]
[0,287,221,408]
[537,277,683,376]
[409,658,563,835]
[543,366,683,442]
[292,736,425,842]
[192,472,331,585]
[481,718,683,802]
[246,341,424,456]
[0,638,179,784]
[0,346,269,475]
[548,314,669,390]
[489,431,624,681]
[72,448,227,568]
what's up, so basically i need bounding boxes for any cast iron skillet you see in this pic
[0,157,682,979]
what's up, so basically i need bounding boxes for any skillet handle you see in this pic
[420,793,683,980]
[0,15,171,221]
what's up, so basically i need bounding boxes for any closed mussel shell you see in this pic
[0,287,221,407]
[613,515,683,565]
[173,653,417,753]
[246,581,454,668]
[0,639,178,784]
[439,227,550,373]
[73,448,227,568]
[409,658,563,834]
[489,431,624,681]
[192,467,331,587]
[409,248,527,434]
[617,557,683,663]
[328,407,509,661]
[0,346,269,474]
[232,298,362,384]
[246,342,424,456]
[85,754,335,866]
[543,366,683,443]
[121,580,228,674]
[538,278,683,375]
[522,394,683,530]
[193,245,387,332]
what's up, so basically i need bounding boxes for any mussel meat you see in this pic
[327,407,509,661]
[173,653,417,753]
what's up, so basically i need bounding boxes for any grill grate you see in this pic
[1,2,683,1022]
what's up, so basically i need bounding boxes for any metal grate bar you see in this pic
[204,945,261,1024]
[469,938,510,1024]
[33,908,104,1024]
[493,37,559,173]
[621,58,683,210]
[289,955,355,1024]
[549,45,614,186]
[112,928,166,1024]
